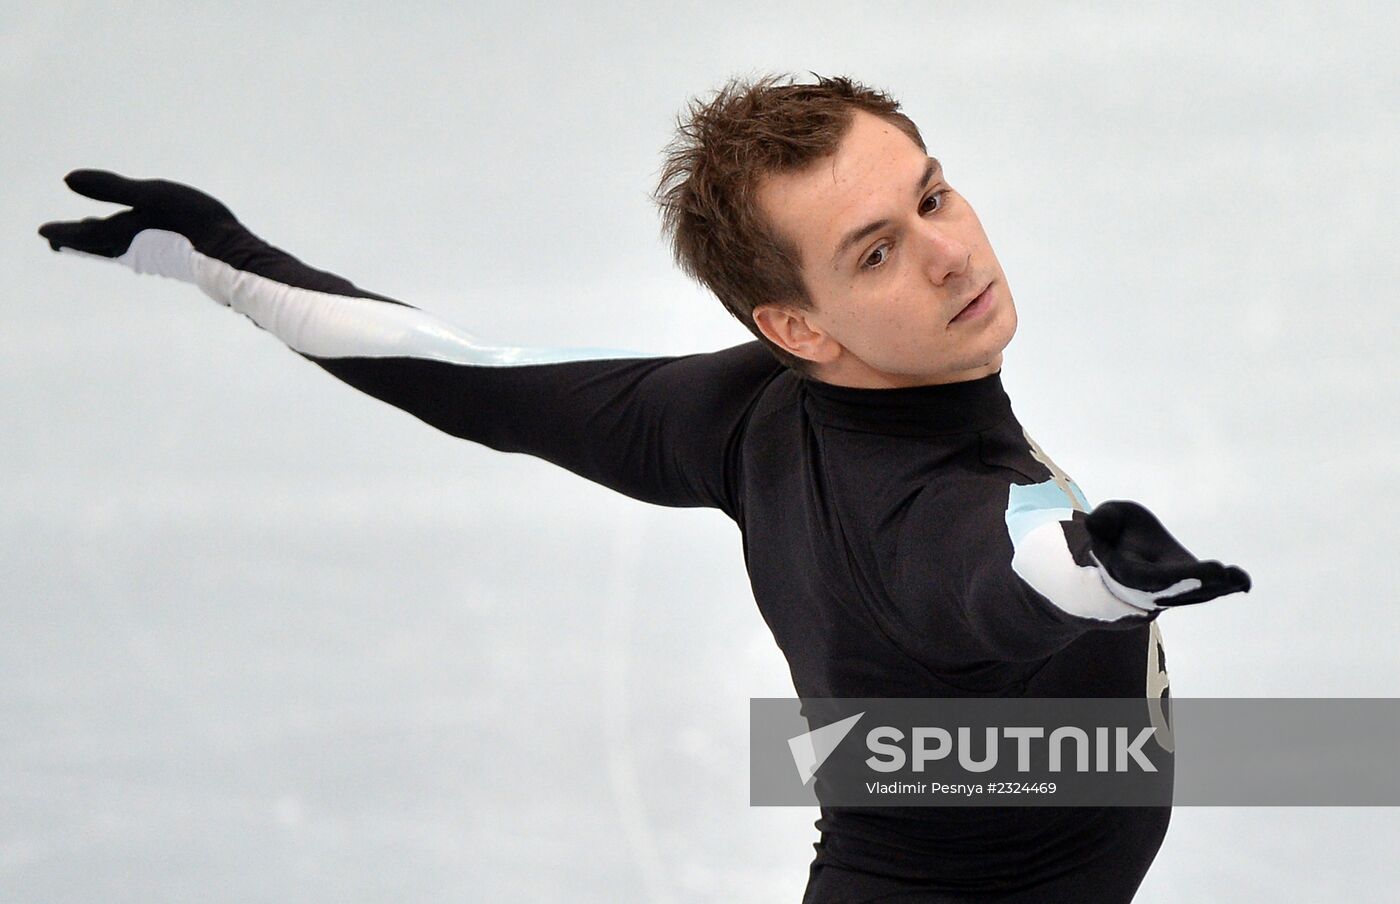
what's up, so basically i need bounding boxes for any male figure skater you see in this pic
[40,74,1250,902]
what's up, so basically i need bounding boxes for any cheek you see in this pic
[828,278,951,355]
[827,301,901,354]
[861,297,938,354]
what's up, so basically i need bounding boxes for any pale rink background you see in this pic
[3,2,1397,901]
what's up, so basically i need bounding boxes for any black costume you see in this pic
[40,172,1251,902]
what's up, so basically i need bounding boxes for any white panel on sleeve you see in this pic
[1010,519,1160,620]
[115,229,197,281]
[111,228,642,367]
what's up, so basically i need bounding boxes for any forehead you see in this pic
[757,110,929,260]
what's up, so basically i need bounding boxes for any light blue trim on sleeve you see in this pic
[1004,479,1079,546]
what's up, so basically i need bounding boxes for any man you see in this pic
[40,74,1249,902]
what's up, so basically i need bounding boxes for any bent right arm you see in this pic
[897,475,1252,665]
[40,170,783,517]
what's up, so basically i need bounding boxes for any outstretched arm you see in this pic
[898,474,1252,664]
[39,170,782,516]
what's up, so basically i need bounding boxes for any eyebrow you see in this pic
[830,156,942,268]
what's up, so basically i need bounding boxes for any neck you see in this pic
[799,362,1013,436]
[807,349,1006,389]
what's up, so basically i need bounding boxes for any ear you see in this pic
[752,303,843,366]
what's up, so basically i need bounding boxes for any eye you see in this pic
[862,244,890,270]
[920,189,949,215]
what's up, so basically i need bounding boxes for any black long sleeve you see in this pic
[311,343,781,515]
[132,226,784,515]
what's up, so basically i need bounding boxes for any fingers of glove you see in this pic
[1096,542,1217,594]
[64,169,168,207]
[38,209,154,258]
[1153,565,1254,610]
[1155,561,1254,607]
[1223,564,1252,593]
[63,169,235,225]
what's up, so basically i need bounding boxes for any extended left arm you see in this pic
[38,169,782,516]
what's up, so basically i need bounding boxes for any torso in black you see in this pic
[66,223,1176,901]
[317,337,1173,902]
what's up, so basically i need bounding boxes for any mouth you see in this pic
[950,281,995,325]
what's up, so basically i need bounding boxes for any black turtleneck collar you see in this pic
[798,369,1015,436]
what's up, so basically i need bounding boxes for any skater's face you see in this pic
[753,110,1017,388]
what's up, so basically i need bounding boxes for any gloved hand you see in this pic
[38,169,255,279]
[39,168,377,307]
[1086,499,1252,608]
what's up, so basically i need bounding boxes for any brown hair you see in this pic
[654,73,926,370]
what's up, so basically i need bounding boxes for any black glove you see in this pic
[1086,500,1252,608]
[39,169,376,303]
[38,169,246,262]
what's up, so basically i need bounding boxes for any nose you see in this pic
[914,220,971,286]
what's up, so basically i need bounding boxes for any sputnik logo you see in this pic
[787,712,865,785]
